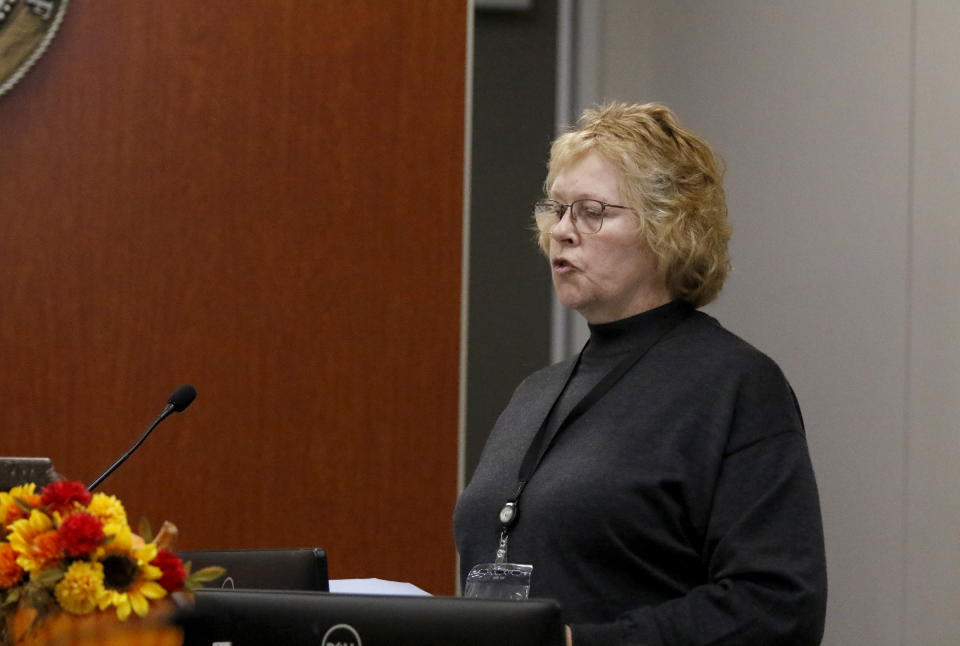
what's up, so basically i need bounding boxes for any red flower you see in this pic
[57,512,105,557]
[41,481,92,515]
[152,548,188,593]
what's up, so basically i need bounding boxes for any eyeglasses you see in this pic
[533,198,630,234]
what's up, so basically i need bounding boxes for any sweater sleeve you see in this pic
[570,362,828,646]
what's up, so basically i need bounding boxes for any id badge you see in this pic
[463,562,533,600]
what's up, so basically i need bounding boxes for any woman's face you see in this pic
[546,151,669,324]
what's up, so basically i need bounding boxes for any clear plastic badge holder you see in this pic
[464,506,533,600]
[463,562,533,600]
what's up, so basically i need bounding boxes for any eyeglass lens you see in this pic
[534,199,605,233]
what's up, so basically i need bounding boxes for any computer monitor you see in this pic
[177,589,564,646]
[177,548,328,592]
[0,457,60,490]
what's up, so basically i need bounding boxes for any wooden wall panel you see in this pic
[0,1,465,594]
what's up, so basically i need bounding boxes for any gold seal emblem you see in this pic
[0,0,68,97]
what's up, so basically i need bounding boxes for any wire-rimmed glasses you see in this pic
[533,198,630,234]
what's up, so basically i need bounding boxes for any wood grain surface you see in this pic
[0,1,465,594]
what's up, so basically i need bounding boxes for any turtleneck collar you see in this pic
[584,299,692,358]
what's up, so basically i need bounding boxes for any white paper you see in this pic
[328,578,431,596]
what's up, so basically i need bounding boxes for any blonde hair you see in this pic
[540,102,731,308]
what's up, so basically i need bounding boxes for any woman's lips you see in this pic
[552,257,577,273]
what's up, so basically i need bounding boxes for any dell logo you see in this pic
[321,623,362,646]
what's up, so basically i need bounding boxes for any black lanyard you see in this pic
[497,303,692,539]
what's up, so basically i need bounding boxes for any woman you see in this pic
[454,103,827,645]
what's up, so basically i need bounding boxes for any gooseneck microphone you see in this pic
[87,385,197,492]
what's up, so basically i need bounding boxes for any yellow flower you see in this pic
[0,484,40,529]
[101,578,167,620]
[55,561,111,615]
[96,523,133,559]
[133,540,157,564]
[7,509,61,572]
[98,541,167,620]
[86,494,134,560]
[2,484,37,498]
[86,493,128,531]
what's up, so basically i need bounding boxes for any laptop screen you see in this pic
[176,548,329,592]
[178,589,563,646]
[0,457,58,490]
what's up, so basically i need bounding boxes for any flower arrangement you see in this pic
[0,480,222,645]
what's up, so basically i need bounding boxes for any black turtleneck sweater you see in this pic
[454,302,827,645]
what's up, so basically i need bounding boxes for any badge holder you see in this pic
[463,502,533,600]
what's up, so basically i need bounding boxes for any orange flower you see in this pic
[31,530,65,571]
[0,543,24,588]
[1,501,22,528]
[21,493,43,509]
[0,488,43,530]
[8,511,64,573]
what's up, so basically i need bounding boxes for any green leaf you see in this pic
[185,566,226,585]
[3,588,20,606]
[138,517,154,543]
[13,496,35,513]
[32,568,65,586]
[101,533,116,546]
[21,582,56,615]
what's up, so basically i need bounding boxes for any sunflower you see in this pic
[7,509,63,572]
[98,541,167,620]
[95,524,144,566]
[55,561,111,615]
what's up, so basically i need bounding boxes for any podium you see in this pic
[1,459,565,645]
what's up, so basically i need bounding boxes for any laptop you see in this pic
[177,589,564,646]
[177,548,329,592]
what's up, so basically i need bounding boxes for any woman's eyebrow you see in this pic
[547,189,615,202]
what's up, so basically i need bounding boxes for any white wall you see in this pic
[906,4,960,643]
[563,1,960,644]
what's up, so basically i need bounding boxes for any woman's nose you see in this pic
[551,206,578,242]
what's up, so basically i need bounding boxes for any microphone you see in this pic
[88,385,197,491]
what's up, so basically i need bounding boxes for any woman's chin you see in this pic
[555,293,588,313]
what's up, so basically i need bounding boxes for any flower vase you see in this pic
[4,599,182,646]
